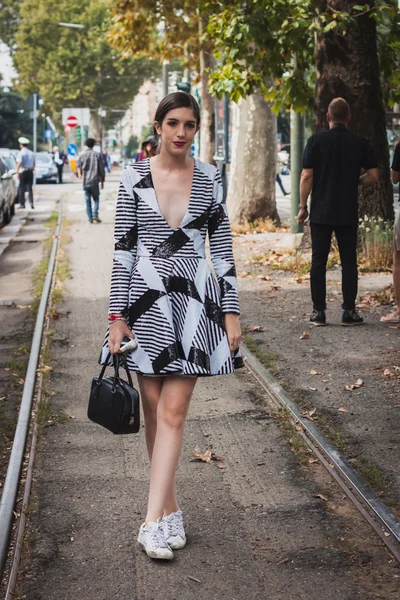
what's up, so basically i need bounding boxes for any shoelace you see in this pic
[164,513,182,538]
[148,522,169,549]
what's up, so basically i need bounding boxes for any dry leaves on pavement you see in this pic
[345,378,364,391]
[382,366,400,380]
[302,408,317,421]
[300,332,310,340]
[248,325,265,332]
[191,448,224,464]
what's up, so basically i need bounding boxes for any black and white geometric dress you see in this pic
[100,158,243,376]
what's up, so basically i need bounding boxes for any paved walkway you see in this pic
[3,176,396,599]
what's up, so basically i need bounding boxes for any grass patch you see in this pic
[359,464,387,496]
[244,334,277,373]
[270,407,310,465]
[358,216,393,272]
[250,247,340,277]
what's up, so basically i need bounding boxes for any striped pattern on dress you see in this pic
[101,158,243,376]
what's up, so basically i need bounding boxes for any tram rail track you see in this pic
[0,198,64,593]
[242,344,400,563]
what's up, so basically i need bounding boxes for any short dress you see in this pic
[100,158,243,377]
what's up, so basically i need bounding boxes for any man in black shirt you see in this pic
[380,142,400,323]
[298,98,379,326]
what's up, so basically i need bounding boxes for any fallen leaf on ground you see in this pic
[310,370,320,376]
[271,285,281,291]
[248,325,265,332]
[338,407,348,413]
[191,448,224,463]
[314,493,328,501]
[258,275,271,281]
[308,458,318,464]
[300,332,310,340]
[37,365,53,374]
[345,379,364,391]
[302,408,317,421]
[309,387,317,391]
[295,424,304,432]
[188,576,202,584]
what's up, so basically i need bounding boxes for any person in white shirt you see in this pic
[16,137,35,208]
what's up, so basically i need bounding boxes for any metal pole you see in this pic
[162,60,169,97]
[290,108,304,233]
[33,93,37,188]
[80,123,84,152]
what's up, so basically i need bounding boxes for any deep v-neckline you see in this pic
[148,158,196,231]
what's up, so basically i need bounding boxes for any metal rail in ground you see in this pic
[0,200,63,578]
[242,344,400,560]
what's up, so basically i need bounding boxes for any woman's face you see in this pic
[154,107,199,157]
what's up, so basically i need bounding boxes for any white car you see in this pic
[35,152,58,183]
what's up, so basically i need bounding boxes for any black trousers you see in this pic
[310,223,358,312]
[56,164,63,183]
[19,170,34,207]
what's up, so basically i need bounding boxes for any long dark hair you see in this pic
[153,92,200,138]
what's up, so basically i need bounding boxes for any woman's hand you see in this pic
[108,320,135,354]
[224,313,242,352]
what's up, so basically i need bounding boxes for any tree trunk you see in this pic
[199,17,215,164]
[227,93,279,224]
[315,0,393,220]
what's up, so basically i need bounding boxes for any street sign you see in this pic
[44,129,53,139]
[67,143,78,156]
[62,108,90,126]
[27,93,43,110]
[66,115,78,128]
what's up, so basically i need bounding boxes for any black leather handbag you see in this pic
[88,353,140,434]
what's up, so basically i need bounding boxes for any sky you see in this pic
[0,42,17,87]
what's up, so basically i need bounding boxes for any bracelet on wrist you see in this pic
[299,205,308,211]
[109,318,125,325]
[108,314,125,322]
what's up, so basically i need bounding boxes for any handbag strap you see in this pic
[99,352,134,389]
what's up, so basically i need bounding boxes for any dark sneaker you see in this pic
[93,216,102,223]
[310,310,326,326]
[342,309,364,326]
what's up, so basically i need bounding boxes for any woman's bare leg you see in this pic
[137,375,164,460]
[145,376,197,523]
[393,243,400,313]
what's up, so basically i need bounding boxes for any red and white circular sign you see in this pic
[66,115,78,128]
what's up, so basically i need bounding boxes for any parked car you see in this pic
[0,149,19,205]
[35,152,58,183]
[0,156,15,226]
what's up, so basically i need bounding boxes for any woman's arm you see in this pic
[208,170,241,351]
[108,169,138,353]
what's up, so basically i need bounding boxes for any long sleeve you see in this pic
[108,168,138,315]
[208,169,240,314]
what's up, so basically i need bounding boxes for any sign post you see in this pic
[27,93,43,187]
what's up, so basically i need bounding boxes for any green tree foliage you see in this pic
[126,134,139,157]
[13,0,159,127]
[0,0,20,48]
[109,0,200,65]
[206,0,400,111]
[0,85,31,147]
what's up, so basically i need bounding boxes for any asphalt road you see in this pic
[1,175,397,599]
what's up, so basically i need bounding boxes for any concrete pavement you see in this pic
[9,175,398,599]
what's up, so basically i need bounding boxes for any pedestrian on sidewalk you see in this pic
[102,148,111,173]
[102,91,243,560]
[77,138,105,224]
[136,136,156,162]
[297,97,379,326]
[276,151,288,196]
[52,146,65,184]
[381,141,400,323]
[16,136,35,209]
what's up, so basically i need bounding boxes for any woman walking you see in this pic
[101,92,243,560]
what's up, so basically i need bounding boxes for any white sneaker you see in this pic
[380,311,400,323]
[137,520,174,560]
[163,510,186,550]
